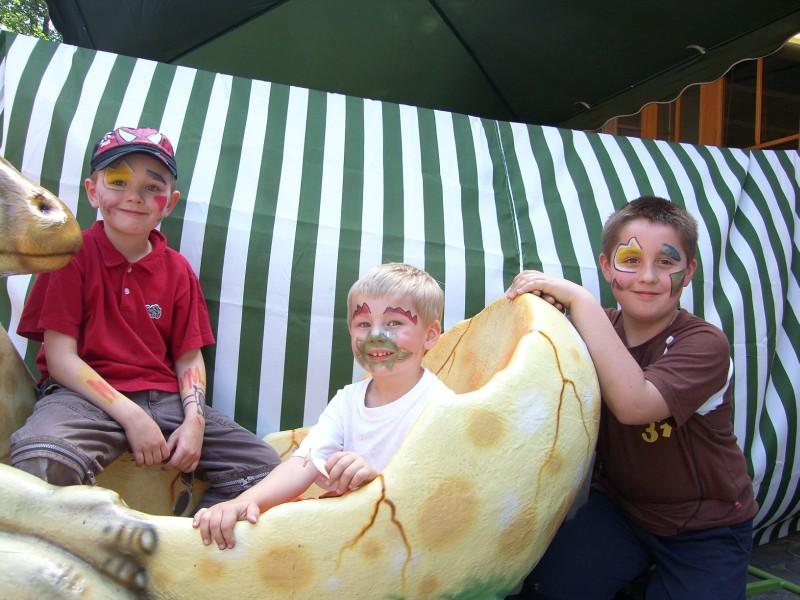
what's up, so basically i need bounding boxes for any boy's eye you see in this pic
[108,179,127,188]
[386,320,402,327]
[145,184,163,193]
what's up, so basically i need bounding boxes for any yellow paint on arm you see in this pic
[78,364,123,405]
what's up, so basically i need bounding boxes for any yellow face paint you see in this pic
[613,237,643,273]
[103,162,134,190]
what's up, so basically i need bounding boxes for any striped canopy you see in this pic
[0,32,797,543]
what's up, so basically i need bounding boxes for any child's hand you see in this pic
[122,408,169,466]
[324,451,378,495]
[164,417,204,473]
[505,270,586,311]
[192,501,260,549]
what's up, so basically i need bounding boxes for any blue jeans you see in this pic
[518,491,753,600]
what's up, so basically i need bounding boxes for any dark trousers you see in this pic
[516,491,753,600]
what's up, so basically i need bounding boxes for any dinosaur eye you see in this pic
[33,194,52,214]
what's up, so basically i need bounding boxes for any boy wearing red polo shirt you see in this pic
[11,127,280,511]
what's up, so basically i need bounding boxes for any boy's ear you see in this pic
[84,176,100,209]
[424,320,442,349]
[162,190,181,216]
[682,258,698,287]
[598,253,613,283]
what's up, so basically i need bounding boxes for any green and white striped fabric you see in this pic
[0,33,797,543]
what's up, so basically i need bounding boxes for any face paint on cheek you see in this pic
[669,269,687,296]
[613,237,643,273]
[612,278,626,291]
[155,194,168,211]
[354,330,412,371]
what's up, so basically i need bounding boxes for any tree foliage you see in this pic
[0,0,61,42]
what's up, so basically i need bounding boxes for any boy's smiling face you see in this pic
[600,218,696,327]
[85,153,179,239]
[348,294,440,378]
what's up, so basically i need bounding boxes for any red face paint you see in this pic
[352,303,371,320]
[155,194,168,211]
[384,306,418,324]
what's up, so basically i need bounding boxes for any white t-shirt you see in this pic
[294,368,452,472]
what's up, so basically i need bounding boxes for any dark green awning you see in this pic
[47,0,800,128]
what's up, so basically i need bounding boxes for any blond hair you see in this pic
[347,263,444,325]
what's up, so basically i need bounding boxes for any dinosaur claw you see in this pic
[138,526,157,554]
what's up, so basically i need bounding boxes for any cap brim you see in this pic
[91,145,178,177]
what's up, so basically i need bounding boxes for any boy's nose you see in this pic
[639,262,658,282]
[125,188,146,203]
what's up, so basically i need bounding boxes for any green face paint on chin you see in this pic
[355,331,412,371]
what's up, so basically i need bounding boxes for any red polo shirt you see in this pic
[18,221,214,393]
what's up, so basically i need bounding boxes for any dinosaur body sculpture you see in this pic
[0,155,601,599]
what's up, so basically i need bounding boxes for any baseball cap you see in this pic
[90,126,177,178]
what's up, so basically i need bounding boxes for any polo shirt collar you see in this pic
[91,220,167,272]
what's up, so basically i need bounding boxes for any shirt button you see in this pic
[124,288,130,295]
[127,267,132,273]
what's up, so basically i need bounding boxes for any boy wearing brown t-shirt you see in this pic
[507,196,757,600]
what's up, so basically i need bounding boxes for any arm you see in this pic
[192,456,319,549]
[164,349,206,473]
[42,329,170,465]
[506,271,670,424]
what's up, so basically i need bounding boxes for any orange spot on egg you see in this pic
[258,545,314,592]
[498,508,537,557]
[418,478,478,549]
[196,555,227,581]
[418,573,440,596]
[359,538,383,560]
[467,408,506,448]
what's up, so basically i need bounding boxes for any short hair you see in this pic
[601,196,698,263]
[347,263,444,325]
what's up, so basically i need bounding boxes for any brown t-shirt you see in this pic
[594,308,758,536]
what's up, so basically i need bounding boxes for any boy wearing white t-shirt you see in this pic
[194,262,449,549]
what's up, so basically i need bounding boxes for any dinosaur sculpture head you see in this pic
[0,155,82,276]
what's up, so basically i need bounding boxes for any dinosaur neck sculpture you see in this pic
[0,155,82,461]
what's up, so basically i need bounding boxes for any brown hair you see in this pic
[601,196,698,263]
[348,263,444,325]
